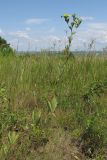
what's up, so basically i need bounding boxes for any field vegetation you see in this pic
[0,50,107,159]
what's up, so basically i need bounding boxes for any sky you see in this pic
[0,0,107,51]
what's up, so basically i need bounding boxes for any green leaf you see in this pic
[62,14,71,24]
[51,96,57,112]
[47,96,58,113]
[63,14,71,18]
[32,110,41,126]
[8,132,19,145]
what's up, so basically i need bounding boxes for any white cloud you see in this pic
[0,28,5,35]
[88,22,107,30]
[70,22,107,50]
[2,20,107,51]
[0,29,2,33]
[81,16,94,21]
[85,22,107,43]
[9,37,39,51]
[8,31,30,39]
[25,18,49,25]
[8,30,38,41]
[46,35,60,41]
[8,30,39,51]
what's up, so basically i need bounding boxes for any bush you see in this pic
[0,36,14,56]
[78,115,106,158]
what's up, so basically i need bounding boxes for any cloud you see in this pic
[0,29,2,34]
[88,22,107,30]
[2,20,107,51]
[70,22,107,50]
[46,35,60,41]
[8,30,30,39]
[8,30,39,51]
[84,22,107,43]
[25,18,49,25]
[81,16,94,21]
[0,28,5,35]
[8,22,107,51]
[8,30,38,41]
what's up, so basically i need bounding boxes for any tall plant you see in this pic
[61,14,82,56]
[55,14,82,85]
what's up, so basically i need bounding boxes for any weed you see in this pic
[61,13,82,56]
[78,114,106,158]
[47,96,58,117]
[83,80,107,104]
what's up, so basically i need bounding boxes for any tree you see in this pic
[0,36,14,55]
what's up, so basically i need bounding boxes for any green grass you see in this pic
[0,53,107,159]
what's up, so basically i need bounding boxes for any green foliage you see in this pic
[62,14,71,24]
[0,131,19,158]
[0,85,8,106]
[47,96,58,117]
[32,110,42,126]
[78,116,105,158]
[0,54,106,159]
[0,36,7,46]
[0,143,9,158]
[8,131,19,145]
[83,80,107,104]
[0,36,14,56]
[61,13,82,55]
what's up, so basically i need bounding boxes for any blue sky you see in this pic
[0,0,107,51]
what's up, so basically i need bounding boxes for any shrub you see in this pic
[0,36,14,56]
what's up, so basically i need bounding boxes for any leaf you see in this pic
[47,100,52,112]
[63,14,71,18]
[8,132,19,145]
[68,36,72,44]
[2,144,9,155]
[62,14,71,24]
[52,113,56,118]
[32,110,41,126]
[47,96,58,113]
[51,96,58,113]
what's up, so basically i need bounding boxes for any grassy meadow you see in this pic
[0,52,107,159]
